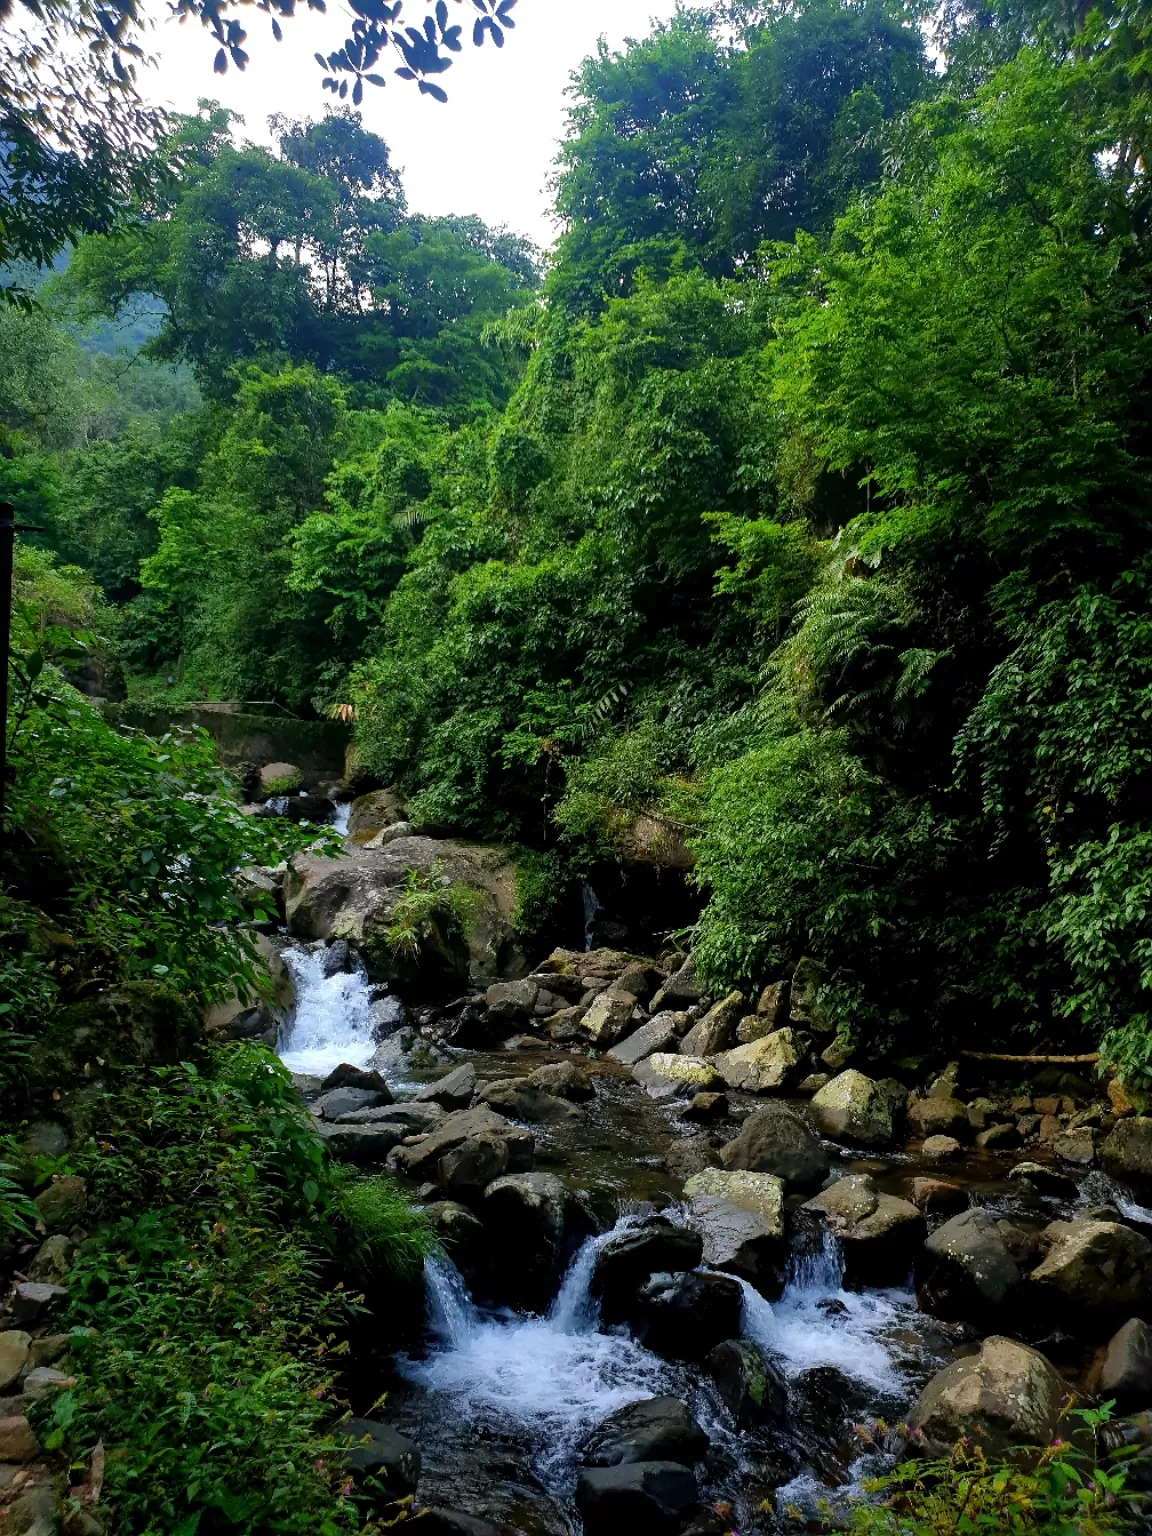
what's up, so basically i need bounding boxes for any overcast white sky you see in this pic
[142,1,678,247]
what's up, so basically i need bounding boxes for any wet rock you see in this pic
[663,1140,721,1179]
[347,787,407,837]
[1008,1162,1079,1200]
[911,1178,967,1215]
[370,1029,454,1083]
[415,1063,477,1110]
[809,1070,895,1148]
[340,1103,443,1131]
[581,990,640,1050]
[0,1415,38,1462]
[966,1098,1005,1134]
[679,992,745,1058]
[797,1073,830,1095]
[710,1029,806,1095]
[908,1097,970,1141]
[650,955,704,1014]
[27,1335,68,1372]
[615,964,656,1001]
[576,1462,698,1535]
[1054,1127,1098,1166]
[437,1134,517,1198]
[1099,1318,1152,1408]
[582,1397,708,1467]
[1101,1117,1152,1198]
[411,1512,504,1536]
[341,1418,420,1496]
[320,1064,392,1097]
[484,1172,587,1309]
[527,1061,595,1101]
[10,1284,67,1327]
[922,1135,962,1161]
[315,1122,405,1162]
[804,1175,923,1287]
[485,979,539,1024]
[33,1176,87,1233]
[792,1364,869,1447]
[28,1235,74,1285]
[684,1169,787,1295]
[909,1336,1072,1458]
[633,1054,723,1099]
[312,1086,390,1121]
[426,1201,487,1287]
[915,1208,1021,1324]
[1027,1219,1152,1323]
[705,1339,788,1426]
[0,1335,30,1395]
[635,1271,744,1362]
[608,1015,680,1066]
[591,1219,703,1323]
[391,1107,533,1189]
[680,1092,728,1124]
[369,995,408,1038]
[978,1122,1023,1152]
[755,981,790,1025]
[476,1079,582,1124]
[547,1006,588,1044]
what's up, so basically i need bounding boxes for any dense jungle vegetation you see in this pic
[6,0,1152,1098]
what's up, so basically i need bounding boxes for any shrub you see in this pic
[336,1175,437,1281]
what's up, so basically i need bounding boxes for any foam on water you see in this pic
[277,948,378,1076]
[330,802,352,837]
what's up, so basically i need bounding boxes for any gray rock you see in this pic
[908,1096,970,1141]
[1028,1219,1152,1322]
[576,1462,698,1536]
[10,1284,67,1326]
[922,1135,962,1161]
[476,1079,583,1124]
[21,1123,69,1160]
[341,1418,420,1496]
[680,1092,728,1124]
[710,1029,807,1095]
[649,955,704,1014]
[33,1176,87,1232]
[809,1070,895,1147]
[582,1397,707,1468]
[915,1208,1021,1324]
[754,981,790,1027]
[485,979,539,1022]
[591,1219,703,1323]
[368,995,407,1037]
[679,991,745,1058]
[978,1122,1023,1152]
[704,1339,788,1426]
[1054,1127,1098,1166]
[21,1367,73,1400]
[346,787,407,836]
[581,990,640,1050]
[425,1201,487,1286]
[527,1061,595,1101]
[483,1172,588,1309]
[910,1178,968,1215]
[909,1336,1072,1458]
[1101,1117,1152,1197]
[339,1103,443,1131]
[416,1062,477,1109]
[608,1016,680,1066]
[804,1175,923,1287]
[315,1122,405,1163]
[1008,1162,1079,1200]
[312,1086,388,1121]
[1100,1318,1152,1408]
[632,1054,723,1099]
[0,1334,30,1395]
[369,1028,453,1081]
[391,1107,533,1188]
[683,1169,787,1297]
[28,1235,74,1285]
[635,1271,744,1362]
[319,1064,392,1096]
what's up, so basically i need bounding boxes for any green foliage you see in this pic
[382,862,482,964]
[0,1135,39,1251]
[336,1175,437,1281]
[510,848,574,939]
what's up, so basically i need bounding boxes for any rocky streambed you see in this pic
[274,938,1152,1535]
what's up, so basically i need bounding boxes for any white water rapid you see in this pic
[277,948,378,1076]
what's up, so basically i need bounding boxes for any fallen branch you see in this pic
[959,1050,1100,1065]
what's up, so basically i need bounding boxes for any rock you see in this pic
[10,1284,67,1326]
[582,1397,708,1467]
[633,1054,722,1099]
[663,1140,720,1179]
[915,1209,1021,1324]
[527,1061,595,1102]
[615,964,655,1001]
[22,1367,73,1399]
[608,1016,680,1066]
[809,1070,895,1148]
[650,955,704,1014]
[922,1135,962,1161]
[908,1097,970,1141]
[819,1036,854,1073]
[911,1178,968,1215]
[635,1271,744,1362]
[1101,1117,1152,1198]
[1027,1219,1152,1322]
[978,1122,1023,1152]
[27,1335,69,1371]
[909,1336,1072,1458]
[679,992,745,1058]
[576,1462,698,1535]
[485,979,539,1023]
[341,1418,420,1496]
[683,1169,787,1296]
[28,1235,74,1285]
[1008,1162,1079,1200]
[315,1122,405,1162]
[546,1006,588,1044]
[284,836,525,983]
[368,995,407,1038]
[0,1415,38,1463]
[797,1073,830,1095]
[790,957,832,1034]
[415,1063,477,1110]
[966,1098,1004,1133]
[1054,1127,1098,1166]
[426,1201,487,1286]
[341,1104,443,1132]
[680,1092,728,1124]
[476,1080,582,1124]
[437,1134,516,1199]
[756,981,790,1025]
[804,1175,923,1287]
[33,1176,87,1232]
[591,1219,703,1323]
[346,787,407,837]
[1099,1318,1152,1408]
[319,1064,391,1096]
[710,1030,806,1095]
[1107,1080,1143,1118]
[483,1172,591,1309]
[21,1122,69,1160]
[705,1339,788,1426]
[260,761,301,791]
[0,1335,30,1395]
[409,1513,504,1536]
[312,1086,389,1121]
[390,1107,533,1190]
[581,990,640,1050]
[30,982,202,1082]
[721,1112,829,1191]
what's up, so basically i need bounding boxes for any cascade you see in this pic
[278,947,378,1076]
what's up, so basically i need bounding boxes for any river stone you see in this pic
[680,1092,728,1124]
[978,1122,1024,1152]
[33,1176,87,1232]
[0,1415,39,1463]
[416,1063,477,1110]
[484,1172,584,1309]
[22,1366,74,1400]
[312,1086,389,1121]
[704,1339,788,1427]
[315,1122,406,1163]
[320,1064,392,1096]
[908,1336,1072,1458]
[476,1079,583,1124]
[1054,1127,1098,1166]
[635,1271,744,1362]
[341,1418,420,1496]
[1027,1219,1152,1323]
[679,991,745,1058]
[650,955,704,1014]
[1008,1162,1080,1200]
[582,1397,708,1467]
[911,1178,968,1215]
[804,1175,924,1287]
[339,1103,443,1131]
[346,787,407,836]
[908,1096,970,1141]
[922,1135,962,1161]
[425,1201,487,1287]
[633,1054,722,1099]
[608,1015,680,1066]
[809,1070,895,1147]
[592,1219,704,1323]
[1101,1117,1152,1198]
[485,978,539,1023]
[10,1283,67,1326]
[0,1334,30,1395]
[1099,1318,1152,1407]
[915,1208,1021,1324]
[756,980,790,1025]
[392,1107,534,1185]
[528,1061,596,1101]
[581,990,640,1050]
[684,1169,787,1294]
[437,1133,516,1198]
[576,1462,698,1535]
[663,1139,721,1179]
[710,1029,806,1096]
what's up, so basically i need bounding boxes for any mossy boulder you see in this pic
[30,983,203,1089]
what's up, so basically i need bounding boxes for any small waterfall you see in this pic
[1078,1169,1152,1227]
[426,1256,480,1349]
[582,885,600,952]
[330,802,352,837]
[278,947,378,1076]
[548,1235,603,1334]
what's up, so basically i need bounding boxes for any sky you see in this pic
[142,0,679,248]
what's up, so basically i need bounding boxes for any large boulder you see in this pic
[789,957,833,1035]
[704,1339,788,1427]
[915,1209,1021,1325]
[315,1121,406,1163]
[679,992,745,1058]
[1099,1318,1152,1408]
[710,1030,806,1096]
[347,788,407,838]
[389,1107,533,1191]
[312,1085,389,1120]
[527,1061,595,1102]
[608,1015,681,1067]
[31,983,202,1085]
[575,1462,698,1535]
[719,1104,829,1192]
[581,1398,707,1468]
[1101,1118,1152,1199]
[1027,1220,1152,1325]
[591,1219,703,1324]
[34,1176,88,1232]
[425,1201,488,1288]
[485,979,539,1024]
[634,1271,744,1362]
[580,990,640,1050]
[804,1175,924,1287]
[416,1063,477,1110]
[908,1096,971,1142]
[650,956,705,1014]
[283,836,526,983]
[483,1172,589,1310]
[0,1332,31,1394]
[632,1054,723,1099]
[683,1169,787,1296]
[908,1336,1073,1458]
[476,1079,583,1124]
[809,1070,896,1148]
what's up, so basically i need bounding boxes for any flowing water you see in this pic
[278,948,379,1076]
